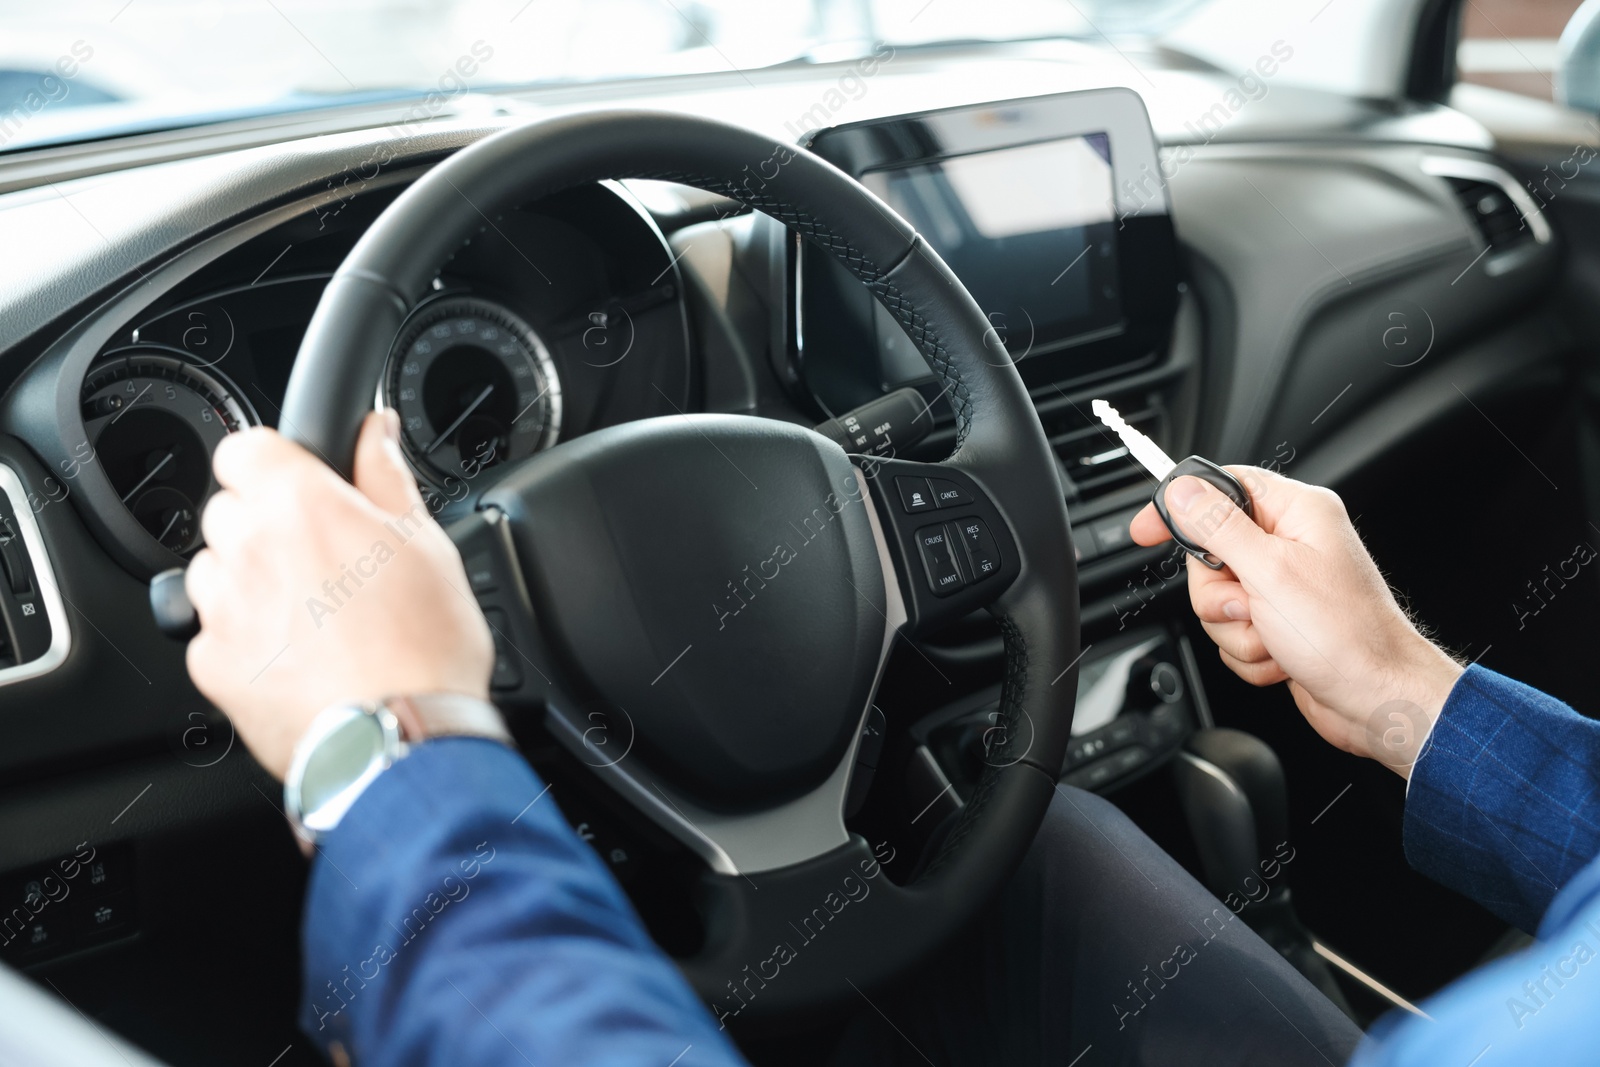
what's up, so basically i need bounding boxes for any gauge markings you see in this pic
[384,296,562,484]
[110,383,153,424]
[82,352,257,555]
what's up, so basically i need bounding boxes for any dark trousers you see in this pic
[829,786,1365,1066]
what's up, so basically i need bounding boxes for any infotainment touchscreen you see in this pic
[799,89,1178,409]
[860,134,1122,379]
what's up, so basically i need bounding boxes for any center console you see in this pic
[785,89,1206,801]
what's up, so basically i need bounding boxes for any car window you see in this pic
[0,0,1208,153]
[1457,0,1584,102]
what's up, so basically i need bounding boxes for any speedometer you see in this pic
[384,296,562,485]
[81,351,257,555]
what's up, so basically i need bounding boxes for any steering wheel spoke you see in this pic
[860,456,1022,636]
[443,505,568,706]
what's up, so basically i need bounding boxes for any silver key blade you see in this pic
[1092,399,1177,481]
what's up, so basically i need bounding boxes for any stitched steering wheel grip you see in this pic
[242,111,1079,1028]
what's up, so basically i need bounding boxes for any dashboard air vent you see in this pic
[1036,394,1165,498]
[1444,176,1532,253]
[1421,156,1551,273]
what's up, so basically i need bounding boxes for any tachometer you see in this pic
[81,351,257,555]
[383,296,562,484]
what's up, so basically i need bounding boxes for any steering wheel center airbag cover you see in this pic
[483,414,884,808]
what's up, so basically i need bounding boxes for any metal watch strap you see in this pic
[383,692,512,746]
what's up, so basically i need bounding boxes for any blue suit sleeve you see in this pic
[1404,665,1600,932]
[297,737,749,1067]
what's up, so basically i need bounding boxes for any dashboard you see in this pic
[0,39,1583,1057]
[0,48,1564,804]
[8,180,690,576]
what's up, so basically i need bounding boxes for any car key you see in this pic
[1091,399,1252,571]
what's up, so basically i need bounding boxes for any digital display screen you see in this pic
[861,134,1122,383]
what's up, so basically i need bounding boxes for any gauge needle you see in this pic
[122,449,175,503]
[425,384,495,455]
[155,509,183,546]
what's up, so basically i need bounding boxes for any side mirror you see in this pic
[1558,0,1600,111]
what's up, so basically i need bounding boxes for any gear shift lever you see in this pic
[1173,728,1353,1016]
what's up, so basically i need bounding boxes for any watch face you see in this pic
[297,708,390,837]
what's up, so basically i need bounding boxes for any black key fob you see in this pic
[1152,457,1253,571]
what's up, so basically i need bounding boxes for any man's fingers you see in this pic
[1219,646,1289,687]
[198,490,246,556]
[1128,502,1172,546]
[212,427,324,492]
[185,548,223,625]
[1201,618,1272,664]
[1163,475,1274,579]
[1190,575,1250,624]
[353,409,423,516]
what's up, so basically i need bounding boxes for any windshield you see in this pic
[2,0,1208,152]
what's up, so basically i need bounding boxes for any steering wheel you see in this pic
[271,110,1080,1027]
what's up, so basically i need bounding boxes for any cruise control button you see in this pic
[953,517,1001,580]
[465,553,497,594]
[915,524,965,597]
[896,477,935,513]
[927,478,972,508]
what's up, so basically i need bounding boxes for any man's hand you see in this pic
[185,410,494,780]
[1129,466,1462,777]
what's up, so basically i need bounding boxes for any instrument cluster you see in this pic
[58,180,690,573]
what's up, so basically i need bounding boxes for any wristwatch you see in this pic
[284,693,512,843]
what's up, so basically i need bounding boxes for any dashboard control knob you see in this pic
[150,568,198,641]
[1147,661,1185,704]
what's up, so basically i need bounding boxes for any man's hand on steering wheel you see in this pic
[184,410,493,780]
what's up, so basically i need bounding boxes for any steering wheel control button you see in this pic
[482,608,523,690]
[856,704,887,769]
[465,553,497,594]
[915,524,966,596]
[927,478,972,508]
[896,476,935,513]
[953,517,1000,580]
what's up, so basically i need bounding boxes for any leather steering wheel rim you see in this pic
[279,109,1081,1029]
